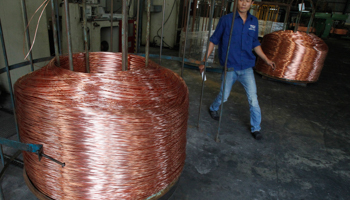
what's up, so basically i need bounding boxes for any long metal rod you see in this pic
[82,0,89,72]
[21,0,34,72]
[159,0,166,64]
[122,0,128,71]
[307,0,315,34]
[0,56,53,74]
[181,0,192,77]
[110,0,114,52]
[64,0,74,71]
[54,0,62,54]
[215,0,237,142]
[0,146,4,166]
[145,0,151,67]
[0,20,20,141]
[135,0,140,53]
[197,0,216,129]
[51,0,60,67]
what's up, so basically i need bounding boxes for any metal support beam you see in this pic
[0,20,20,141]
[146,0,151,67]
[64,0,74,71]
[110,0,114,52]
[159,0,166,64]
[215,0,238,142]
[83,0,89,72]
[181,0,192,77]
[122,0,128,71]
[136,0,141,53]
[0,138,42,153]
[197,0,216,129]
[20,0,34,72]
[51,0,60,67]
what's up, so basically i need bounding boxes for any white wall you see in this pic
[141,0,179,48]
[0,0,50,93]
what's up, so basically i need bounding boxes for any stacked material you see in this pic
[256,30,328,82]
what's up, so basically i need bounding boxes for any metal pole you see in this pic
[0,20,20,141]
[54,0,62,55]
[197,0,216,129]
[181,0,192,77]
[122,0,128,71]
[51,0,60,67]
[135,0,140,53]
[21,0,34,72]
[215,0,237,142]
[159,0,166,64]
[64,0,74,71]
[307,0,315,34]
[0,146,4,166]
[146,0,151,67]
[82,0,89,72]
[110,0,114,52]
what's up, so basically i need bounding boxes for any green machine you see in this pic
[312,13,349,39]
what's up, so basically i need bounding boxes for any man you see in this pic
[199,0,275,140]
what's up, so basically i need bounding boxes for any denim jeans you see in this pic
[209,67,261,132]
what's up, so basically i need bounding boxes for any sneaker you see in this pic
[252,131,263,140]
[209,109,220,121]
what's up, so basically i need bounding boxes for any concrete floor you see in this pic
[1,38,350,199]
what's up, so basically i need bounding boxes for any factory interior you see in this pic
[0,0,350,199]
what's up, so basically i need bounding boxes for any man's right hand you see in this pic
[199,64,205,74]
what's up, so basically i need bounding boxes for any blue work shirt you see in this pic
[210,11,260,71]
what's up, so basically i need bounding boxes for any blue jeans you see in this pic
[209,67,261,132]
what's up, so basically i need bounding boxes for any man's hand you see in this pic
[266,59,276,70]
[199,64,205,73]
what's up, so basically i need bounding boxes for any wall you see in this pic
[0,0,50,93]
[141,0,179,48]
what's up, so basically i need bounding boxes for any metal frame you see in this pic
[0,0,240,199]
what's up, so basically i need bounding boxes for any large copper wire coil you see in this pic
[14,53,189,199]
[255,30,328,82]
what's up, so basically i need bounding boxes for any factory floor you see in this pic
[0,37,350,200]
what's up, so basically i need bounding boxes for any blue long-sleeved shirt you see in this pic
[210,11,260,71]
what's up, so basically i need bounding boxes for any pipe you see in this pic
[122,0,128,71]
[181,0,192,77]
[54,0,62,55]
[197,0,216,129]
[215,0,237,142]
[159,0,166,64]
[135,0,140,53]
[64,0,74,71]
[0,20,20,141]
[20,0,34,72]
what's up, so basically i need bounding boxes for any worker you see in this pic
[199,0,275,140]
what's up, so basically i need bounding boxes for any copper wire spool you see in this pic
[255,30,328,82]
[14,53,189,199]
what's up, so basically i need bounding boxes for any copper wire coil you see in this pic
[14,52,189,200]
[255,30,328,82]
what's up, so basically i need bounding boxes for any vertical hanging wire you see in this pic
[20,0,34,72]
[159,0,166,64]
[122,0,128,71]
[110,0,114,52]
[197,0,216,129]
[51,0,60,67]
[145,0,151,67]
[82,0,89,72]
[135,0,140,53]
[0,20,20,141]
[64,0,74,71]
[215,0,237,142]
[181,0,192,77]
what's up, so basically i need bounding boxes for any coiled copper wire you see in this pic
[255,30,328,82]
[14,53,189,200]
